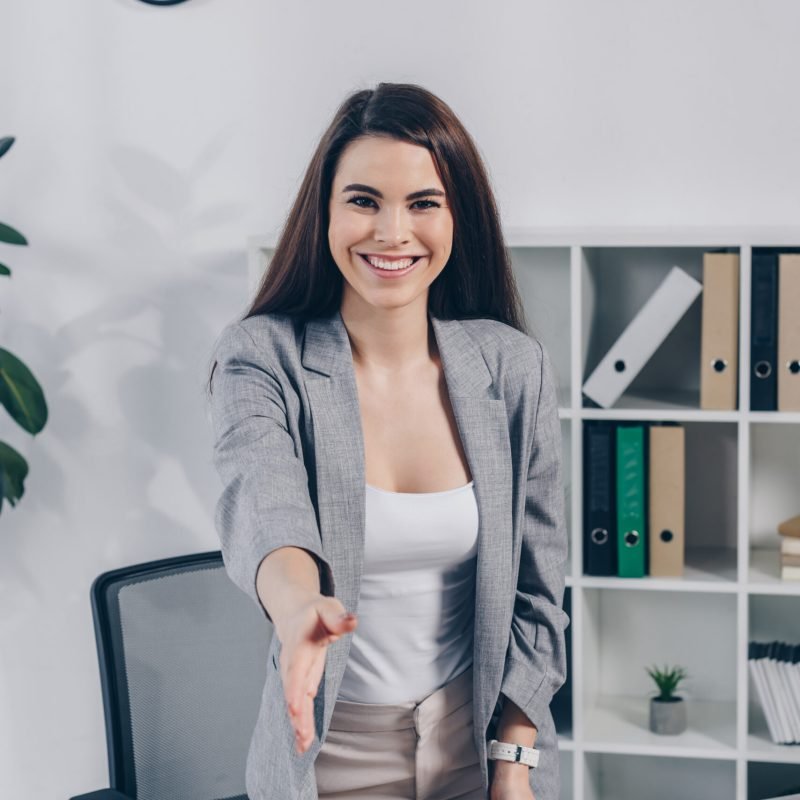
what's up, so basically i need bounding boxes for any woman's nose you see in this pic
[375,207,410,245]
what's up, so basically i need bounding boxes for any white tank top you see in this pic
[336,480,479,704]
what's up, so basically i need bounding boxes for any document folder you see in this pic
[616,424,647,578]
[648,423,685,577]
[751,251,779,410]
[583,421,617,576]
[582,266,703,408]
[700,252,739,410]
[778,253,800,411]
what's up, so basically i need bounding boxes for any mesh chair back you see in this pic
[91,551,270,800]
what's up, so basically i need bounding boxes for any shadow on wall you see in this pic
[0,131,252,611]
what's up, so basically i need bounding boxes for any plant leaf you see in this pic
[0,439,28,513]
[0,348,48,434]
[0,137,14,160]
[0,263,9,276]
[0,222,27,246]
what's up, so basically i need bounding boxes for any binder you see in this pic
[648,423,685,576]
[582,266,703,408]
[616,424,647,578]
[700,252,740,410]
[778,253,800,411]
[750,251,779,410]
[583,421,617,576]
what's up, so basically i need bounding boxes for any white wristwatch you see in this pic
[488,739,540,768]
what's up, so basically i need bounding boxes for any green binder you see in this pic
[616,424,646,577]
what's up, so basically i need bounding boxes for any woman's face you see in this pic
[328,135,454,314]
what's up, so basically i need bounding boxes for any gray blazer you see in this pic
[208,307,570,800]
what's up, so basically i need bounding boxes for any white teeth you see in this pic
[364,255,415,270]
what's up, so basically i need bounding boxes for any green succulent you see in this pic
[645,664,688,701]
[0,135,47,514]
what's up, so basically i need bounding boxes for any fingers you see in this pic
[291,649,325,753]
[284,605,358,754]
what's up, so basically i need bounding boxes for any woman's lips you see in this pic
[358,253,424,279]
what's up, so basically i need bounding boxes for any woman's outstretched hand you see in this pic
[275,595,358,754]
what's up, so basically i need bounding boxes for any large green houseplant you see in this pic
[0,136,48,513]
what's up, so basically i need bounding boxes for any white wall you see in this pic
[1,1,798,797]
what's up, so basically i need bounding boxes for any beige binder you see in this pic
[648,424,685,576]
[778,254,800,411]
[700,252,740,410]
[782,554,800,567]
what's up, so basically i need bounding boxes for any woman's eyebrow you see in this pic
[342,183,445,201]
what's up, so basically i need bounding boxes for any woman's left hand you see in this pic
[489,764,535,799]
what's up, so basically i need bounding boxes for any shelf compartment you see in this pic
[749,422,800,591]
[748,594,800,751]
[583,695,737,758]
[581,588,738,756]
[509,245,572,407]
[580,245,739,412]
[580,420,738,582]
[748,760,800,800]
[583,752,736,800]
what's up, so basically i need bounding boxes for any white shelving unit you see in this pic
[247,227,800,800]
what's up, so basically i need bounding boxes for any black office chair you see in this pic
[70,551,271,800]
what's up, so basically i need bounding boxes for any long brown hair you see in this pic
[208,82,529,393]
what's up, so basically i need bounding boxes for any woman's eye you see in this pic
[347,196,441,210]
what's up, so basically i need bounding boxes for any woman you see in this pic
[208,82,569,800]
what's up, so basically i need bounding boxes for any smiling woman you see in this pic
[206,82,569,800]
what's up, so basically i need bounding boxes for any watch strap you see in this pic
[488,738,540,768]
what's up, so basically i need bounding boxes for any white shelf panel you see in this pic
[583,695,738,759]
[502,226,800,248]
[558,736,575,751]
[748,549,800,595]
[747,731,800,764]
[748,411,800,424]
[580,547,738,591]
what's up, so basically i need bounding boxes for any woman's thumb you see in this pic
[320,605,357,637]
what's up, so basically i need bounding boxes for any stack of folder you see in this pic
[779,514,800,581]
[748,640,800,745]
[751,250,800,411]
[583,420,685,577]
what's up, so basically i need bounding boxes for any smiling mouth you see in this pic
[357,253,424,271]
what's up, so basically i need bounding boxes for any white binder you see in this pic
[582,266,703,408]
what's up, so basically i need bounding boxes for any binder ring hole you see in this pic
[624,530,640,547]
[754,360,772,379]
[789,360,800,375]
[614,360,626,373]
[591,527,609,546]
[660,529,674,543]
[712,359,727,373]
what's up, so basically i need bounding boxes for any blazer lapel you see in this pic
[302,308,514,735]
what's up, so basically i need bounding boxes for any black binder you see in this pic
[751,251,779,410]
[583,421,617,576]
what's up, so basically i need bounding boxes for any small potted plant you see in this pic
[645,663,688,735]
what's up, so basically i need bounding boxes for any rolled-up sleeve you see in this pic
[208,321,334,624]
[498,339,570,731]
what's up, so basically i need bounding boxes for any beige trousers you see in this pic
[315,665,485,800]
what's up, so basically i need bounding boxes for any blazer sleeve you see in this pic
[208,321,335,625]
[498,339,570,732]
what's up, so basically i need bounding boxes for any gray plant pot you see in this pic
[649,696,687,735]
